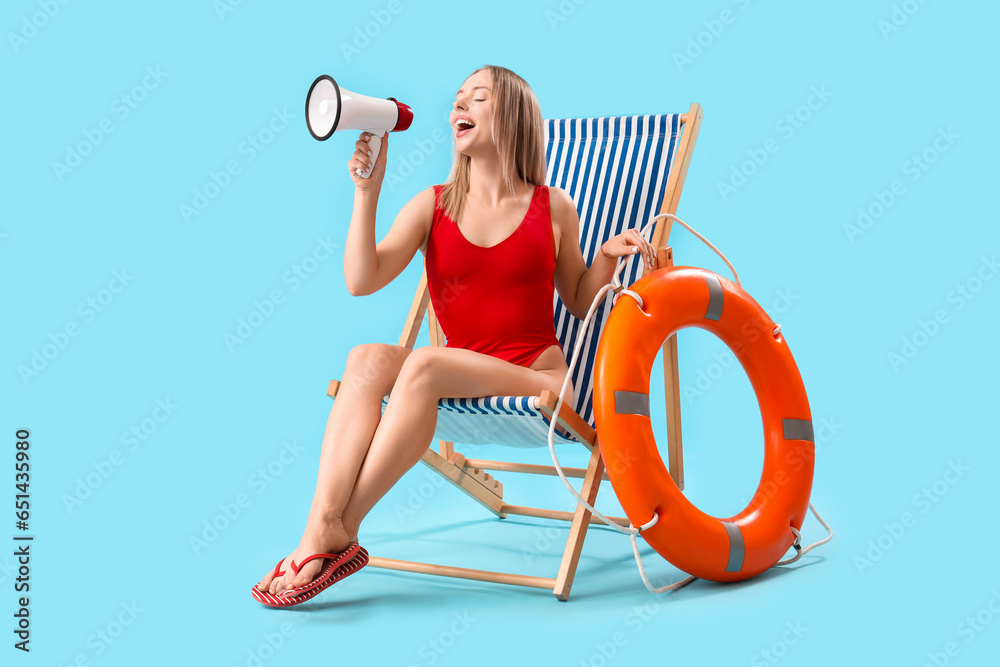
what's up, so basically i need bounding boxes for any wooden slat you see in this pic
[427,294,447,348]
[449,452,503,497]
[536,390,597,448]
[368,556,556,590]
[651,103,704,250]
[657,246,684,490]
[553,442,606,600]
[502,504,629,527]
[399,270,430,350]
[419,447,506,518]
[427,298,456,462]
[642,108,702,490]
[463,458,610,481]
[438,440,455,462]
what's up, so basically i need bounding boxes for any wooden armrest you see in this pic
[536,390,596,448]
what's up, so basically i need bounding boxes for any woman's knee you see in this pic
[393,347,440,394]
[344,343,409,393]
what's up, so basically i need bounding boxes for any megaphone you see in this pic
[305,75,413,179]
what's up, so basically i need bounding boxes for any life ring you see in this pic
[593,266,814,582]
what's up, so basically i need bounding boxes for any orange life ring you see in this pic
[593,266,815,582]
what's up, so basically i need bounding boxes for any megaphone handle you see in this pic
[356,130,385,179]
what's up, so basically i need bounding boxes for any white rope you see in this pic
[649,213,742,287]
[774,503,835,566]
[543,212,832,594]
[629,531,698,593]
[545,282,640,537]
[546,282,683,594]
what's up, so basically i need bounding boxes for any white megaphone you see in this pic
[305,75,413,179]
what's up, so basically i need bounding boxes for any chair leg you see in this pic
[663,336,685,490]
[552,443,606,601]
[658,246,685,491]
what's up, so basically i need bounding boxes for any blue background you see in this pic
[4,0,998,665]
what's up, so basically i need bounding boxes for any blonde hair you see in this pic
[440,65,546,223]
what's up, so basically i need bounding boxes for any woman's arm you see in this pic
[343,132,434,296]
[550,187,657,319]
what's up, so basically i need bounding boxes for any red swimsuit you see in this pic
[425,184,563,368]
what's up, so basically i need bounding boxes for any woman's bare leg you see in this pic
[259,343,411,594]
[264,343,572,595]
[338,345,573,543]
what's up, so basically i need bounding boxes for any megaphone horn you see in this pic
[305,75,413,179]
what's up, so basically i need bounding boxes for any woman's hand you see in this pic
[348,131,389,191]
[600,229,657,271]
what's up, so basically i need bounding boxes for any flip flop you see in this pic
[251,544,368,608]
[284,542,361,597]
[251,546,368,608]
[267,558,287,581]
[253,542,359,601]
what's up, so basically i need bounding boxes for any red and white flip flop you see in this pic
[251,544,368,608]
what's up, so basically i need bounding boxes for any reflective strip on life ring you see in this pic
[593,266,814,583]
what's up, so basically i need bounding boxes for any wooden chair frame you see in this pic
[327,104,704,600]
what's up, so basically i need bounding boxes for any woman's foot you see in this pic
[257,515,357,596]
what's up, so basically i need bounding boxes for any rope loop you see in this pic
[614,288,644,309]
[635,512,659,533]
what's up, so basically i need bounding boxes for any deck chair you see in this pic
[327,105,704,600]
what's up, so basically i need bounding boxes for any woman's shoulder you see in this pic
[545,185,578,221]
[421,184,447,210]
[408,186,443,256]
[404,186,439,213]
[544,184,571,202]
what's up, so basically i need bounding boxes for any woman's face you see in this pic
[450,69,493,156]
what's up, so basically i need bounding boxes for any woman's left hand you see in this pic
[600,229,657,271]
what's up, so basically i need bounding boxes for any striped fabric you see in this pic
[405,395,577,447]
[328,394,579,447]
[547,115,682,427]
[333,115,683,448]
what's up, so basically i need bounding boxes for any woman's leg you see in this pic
[338,344,573,547]
[259,343,411,594]
[266,343,572,594]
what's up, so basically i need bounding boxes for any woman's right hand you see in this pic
[349,131,388,191]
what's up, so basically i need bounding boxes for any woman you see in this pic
[254,65,655,604]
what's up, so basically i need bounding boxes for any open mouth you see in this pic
[455,118,476,136]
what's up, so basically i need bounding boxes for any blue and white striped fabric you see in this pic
[338,115,682,448]
[547,115,682,428]
[379,394,579,448]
